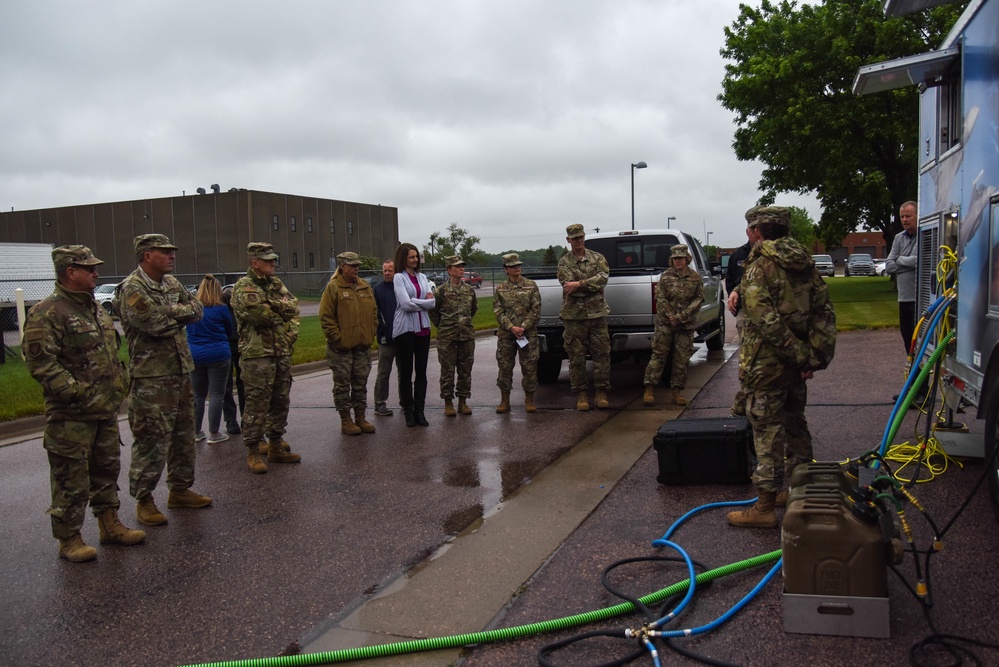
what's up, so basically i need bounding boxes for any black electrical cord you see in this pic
[897,435,999,666]
[538,556,718,667]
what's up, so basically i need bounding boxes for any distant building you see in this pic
[0,188,399,294]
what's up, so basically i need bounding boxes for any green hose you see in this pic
[180,549,782,667]
[885,330,955,446]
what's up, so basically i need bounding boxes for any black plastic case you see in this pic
[653,416,753,485]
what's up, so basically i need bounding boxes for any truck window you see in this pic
[586,235,681,270]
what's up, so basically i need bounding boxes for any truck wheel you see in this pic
[537,355,562,384]
[985,377,999,521]
[706,310,725,351]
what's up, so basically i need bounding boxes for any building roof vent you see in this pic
[211,183,220,194]
[196,187,206,195]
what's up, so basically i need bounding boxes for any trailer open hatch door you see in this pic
[853,46,960,96]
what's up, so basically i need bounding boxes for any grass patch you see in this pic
[0,354,46,421]
[825,276,899,331]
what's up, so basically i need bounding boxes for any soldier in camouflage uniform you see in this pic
[231,242,302,473]
[431,256,478,417]
[22,246,146,562]
[493,253,541,413]
[643,244,704,406]
[726,206,836,528]
[116,234,213,527]
[558,223,611,411]
[320,251,378,435]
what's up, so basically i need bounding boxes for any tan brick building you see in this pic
[0,188,399,294]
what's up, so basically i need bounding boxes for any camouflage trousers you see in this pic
[43,418,122,539]
[128,374,196,499]
[327,345,372,411]
[563,317,611,393]
[731,312,747,415]
[496,335,539,392]
[438,338,475,398]
[742,378,813,492]
[643,326,694,388]
[241,355,293,448]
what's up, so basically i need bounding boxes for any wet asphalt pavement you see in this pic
[2,322,998,667]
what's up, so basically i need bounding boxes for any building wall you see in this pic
[0,189,399,293]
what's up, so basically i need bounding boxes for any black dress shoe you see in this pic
[226,421,242,434]
[414,409,429,427]
[404,409,417,427]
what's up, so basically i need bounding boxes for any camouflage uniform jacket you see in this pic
[739,237,836,390]
[493,277,541,340]
[656,268,704,329]
[431,281,478,341]
[557,248,610,320]
[22,282,128,421]
[116,267,203,378]
[319,270,377,350]
[231,268,300,359]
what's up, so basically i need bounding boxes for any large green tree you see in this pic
[423,223,486,268]
[718,0,965,248]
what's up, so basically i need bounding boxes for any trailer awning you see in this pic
[852,46,960,95]
[882,0,962,16]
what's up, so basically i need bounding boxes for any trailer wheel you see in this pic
[537,354,562,384]
[985,377,999,522]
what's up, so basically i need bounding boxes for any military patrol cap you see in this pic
[566,223,586,239]
[502,253,523,267]
[247,242,279,260]
[445,256,466,268]
[747,206,790,228]
[670,244,691,260]
[52,245,104,271]
[337,251,362,266]
[134,234,177,254]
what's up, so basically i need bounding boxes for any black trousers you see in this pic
[395,332,430,410]
[899,301,916,355]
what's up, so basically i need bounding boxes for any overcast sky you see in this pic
[0,0,820,254]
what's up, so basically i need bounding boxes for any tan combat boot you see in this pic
[268,438,302,464]
[354,408,376,433]
[458,397,472,415]
[247,448,268,474]
[136,494,168,526]
[643,384,656,406]
[97,508,146,545]
[671,388,689,406]
[168,487,214,509]
[775,490,789,508]
[58,534,97,562]
[444,398,457,417]
[726,491,778,528]
[340,409,362,435]
[524,392,536,413]
[258,439,291,455]
[595,389,609,409]
[496,391,510,414]
[576,392,589,411]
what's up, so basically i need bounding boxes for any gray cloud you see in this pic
[0,0,820,253]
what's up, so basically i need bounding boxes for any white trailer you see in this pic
[0,242,55,332]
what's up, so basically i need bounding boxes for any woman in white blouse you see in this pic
[392,243,437,427]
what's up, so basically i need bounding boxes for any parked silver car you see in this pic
[94,283,118,313]
[812,254,835,278]
[845,253,876,277]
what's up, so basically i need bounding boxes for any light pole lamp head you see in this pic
[632,161,647,170]
[667,216,676,225]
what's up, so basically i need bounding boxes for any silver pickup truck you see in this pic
[526,228,725,384]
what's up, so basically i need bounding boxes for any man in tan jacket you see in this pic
[320,251,378,435]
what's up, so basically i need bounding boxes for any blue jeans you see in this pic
[191,358,232,434]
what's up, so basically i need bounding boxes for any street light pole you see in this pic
[667,215,676,227]
[631,161,647,230]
